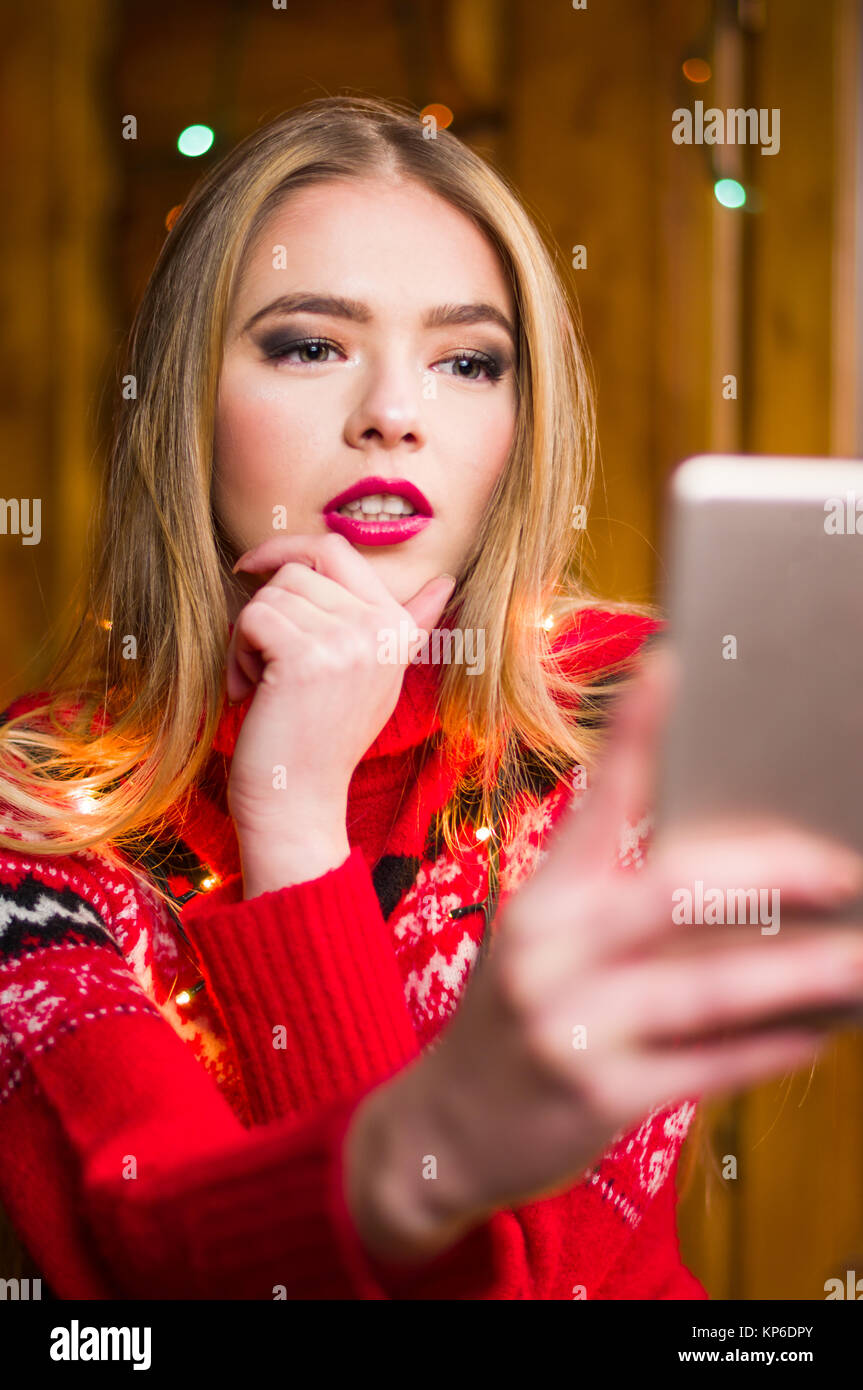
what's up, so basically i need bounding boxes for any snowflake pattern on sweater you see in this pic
[388,778,695,1234]
[0,607,706,1298]
[0,845,248,1120]
[0,787,694,1242]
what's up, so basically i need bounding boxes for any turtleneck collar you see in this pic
[202,651,456,873]
[209,606,660,775]
[196,607,661,875]
[210,646,444,764]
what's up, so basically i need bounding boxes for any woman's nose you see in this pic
[343,356,427,450]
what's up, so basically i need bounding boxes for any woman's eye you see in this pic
[435,351,504,382]
[262,338,505,381]
[264,337,342,365]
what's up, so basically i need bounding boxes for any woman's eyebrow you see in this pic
[240,292,516,344]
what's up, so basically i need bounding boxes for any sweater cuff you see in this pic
[85,1089,384,1298]
[90,1085,504,1300]
[180,847,421,1120]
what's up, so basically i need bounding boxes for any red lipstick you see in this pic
[323,476,433,547]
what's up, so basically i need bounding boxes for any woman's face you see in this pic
[213,175,518,610]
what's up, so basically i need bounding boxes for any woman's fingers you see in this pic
[231,532,457,668]
[240,583,345,637]
[400,574,458,653]
[612,1026,831,1119]
[608,929,863,1044]
[225,600,311,702]
[233,531,391,605]
[243,558,366,616]
[531,642,679,890]
[650,818,863,918]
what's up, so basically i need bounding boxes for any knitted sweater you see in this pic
[0,607,707,1300]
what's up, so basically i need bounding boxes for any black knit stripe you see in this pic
[0,875,121,962]
[371,854,422,921]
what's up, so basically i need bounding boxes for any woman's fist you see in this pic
[224,532,455,880]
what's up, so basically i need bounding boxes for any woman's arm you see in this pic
[159,845,550,1295]
[0,848,542,1298]
[178,847,421,1124]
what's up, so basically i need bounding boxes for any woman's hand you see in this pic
[224,532,456,892]
[349,643,863,1258]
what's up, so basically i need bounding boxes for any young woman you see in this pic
[1,95,862,1301]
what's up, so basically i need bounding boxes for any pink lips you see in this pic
[323,476,433,547]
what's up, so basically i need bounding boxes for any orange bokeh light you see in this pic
[682,57,711,84]
[420,103,454,130]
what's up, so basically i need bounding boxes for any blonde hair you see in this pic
[0,94,656,886]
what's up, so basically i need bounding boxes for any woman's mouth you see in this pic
[322,476,433,547]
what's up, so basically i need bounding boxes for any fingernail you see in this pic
[440,573,457,587]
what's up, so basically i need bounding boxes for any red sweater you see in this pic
[0,607,707,1300]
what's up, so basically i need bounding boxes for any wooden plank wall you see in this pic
[0,0,115,712]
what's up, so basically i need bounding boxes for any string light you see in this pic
[177,124,215,158]
[175,980,207,1008]
[419,103,454,130]
[714,177,747,208]
[682,57,711,83]
[173,872,220,1009]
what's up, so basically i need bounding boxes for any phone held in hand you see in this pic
[654,453,863,929]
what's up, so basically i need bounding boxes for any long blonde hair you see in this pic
[0,94,655,882]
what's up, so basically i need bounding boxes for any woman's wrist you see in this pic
[238,827,351,898]
[342,1054,485,1268]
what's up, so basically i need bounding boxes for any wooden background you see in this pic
[1,0,861,1299]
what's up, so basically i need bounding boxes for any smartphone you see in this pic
[653,453,863,935]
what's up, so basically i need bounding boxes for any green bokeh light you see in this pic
[714,178,746,209]
[177,124,215,157]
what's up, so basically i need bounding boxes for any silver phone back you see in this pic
[655,453,863,922]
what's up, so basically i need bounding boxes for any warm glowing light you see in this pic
[165,203,184,232]
[176,990,191,1007]
[475,825,493,842]
[72,794,100,815]
[177,124,214,157]
[199,875,219,891]
[541,615,554,630]
[420,103,454,131]
[714,178,746,208]
[682,57,711,83]
[99,618,112,631]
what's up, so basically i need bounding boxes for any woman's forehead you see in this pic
[234,178,515,317]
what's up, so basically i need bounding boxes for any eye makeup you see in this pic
[256,331,512,382]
